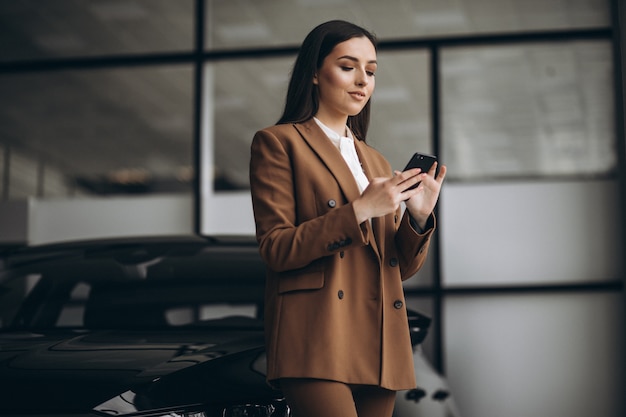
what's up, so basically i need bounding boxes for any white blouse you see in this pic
[314,117,370,194]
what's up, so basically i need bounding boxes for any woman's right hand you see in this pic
[352,168,423,224]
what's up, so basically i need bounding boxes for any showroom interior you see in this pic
[0,1,625,416]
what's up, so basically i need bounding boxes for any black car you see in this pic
[0,236,458,417]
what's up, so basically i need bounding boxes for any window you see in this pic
[441,41,615,181]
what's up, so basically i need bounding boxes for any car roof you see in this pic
[0,234,260,270]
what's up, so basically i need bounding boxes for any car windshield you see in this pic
[0,241,266,331]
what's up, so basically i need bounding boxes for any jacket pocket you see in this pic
[277,261,325,294]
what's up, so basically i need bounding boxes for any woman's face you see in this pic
[313,36,377,124]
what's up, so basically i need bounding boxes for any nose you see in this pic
[356,69,369,86]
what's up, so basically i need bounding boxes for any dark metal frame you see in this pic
[610,1,626,415]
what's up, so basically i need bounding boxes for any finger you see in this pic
[400,186,421,201]
[396,168,421,178]
[427,161,438,176]
[435,164,447,182]
[394,168,421,186]
[399,173,424,192]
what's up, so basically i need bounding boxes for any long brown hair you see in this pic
[277,20,377,142]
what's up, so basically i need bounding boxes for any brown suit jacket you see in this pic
[249,119,434,391]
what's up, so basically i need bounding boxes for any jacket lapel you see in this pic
[353,138,388,258]
[294,120,362,203]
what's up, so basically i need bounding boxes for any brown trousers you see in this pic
[280,379,396,417]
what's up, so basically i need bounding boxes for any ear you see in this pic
[313,73,319,85]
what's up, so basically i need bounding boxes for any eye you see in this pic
[341,66,354,71]
[366,71,376,77]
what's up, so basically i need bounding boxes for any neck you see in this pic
[315,114,348,137]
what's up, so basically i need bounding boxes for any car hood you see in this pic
[0,328,273,414]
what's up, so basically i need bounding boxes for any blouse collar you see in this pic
[313,117,354,149]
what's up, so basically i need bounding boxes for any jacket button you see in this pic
[338,290,344,299]
[393,300,403,309]
[328,199,336,208]
[389,258,398,267]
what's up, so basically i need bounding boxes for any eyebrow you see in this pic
[337,55,377,65]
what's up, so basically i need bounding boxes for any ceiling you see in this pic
[0,0,613,197]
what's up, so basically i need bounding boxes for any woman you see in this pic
[249,20,446,417]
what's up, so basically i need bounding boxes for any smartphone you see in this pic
[402,152,438,190]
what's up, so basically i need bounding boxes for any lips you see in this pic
[349,91,367,100]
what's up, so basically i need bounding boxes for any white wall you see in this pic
[0,192,255,246]
[440,179,623,286]
[445,292,624,417]
[0,194,194,245]
[200,191,255,236]
[440,178,624,417]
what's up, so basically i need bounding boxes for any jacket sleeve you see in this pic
[395,211,436,280]
[250,128,369,273]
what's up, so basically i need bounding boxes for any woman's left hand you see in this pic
[396,162,447,230]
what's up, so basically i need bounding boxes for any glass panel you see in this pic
[369,50,431,172]
[444,292,624,417]
[205,0,609,49]
[441,41,615,181]
[0,66,194,198]
[56,305,85,327]
[207,50,431,192]
[440,180,623,285]
[207,57,294,191]
[0,0,194,62]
